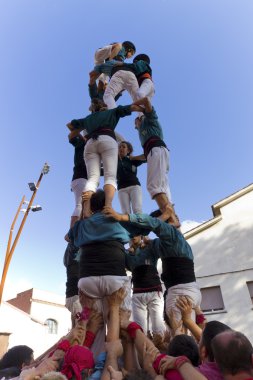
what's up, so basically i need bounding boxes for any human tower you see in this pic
[65,41,201,355]
[1,42,251,380]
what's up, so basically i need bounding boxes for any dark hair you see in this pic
[149,209,162,218]
[168,335,199,367]
[124,369,153,380]
[0,345,33,370]
[201,321,231,362]
[150,209,172,224]
[119,141,133,155]
[122,41,136,54]
[133,54,150,64]
[80,368,90,380]
[90,98,107,113]
[212,331,253,376]
[0,367,21,379]
[90,190,105,213]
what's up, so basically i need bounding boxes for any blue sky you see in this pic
[1,0,253,299]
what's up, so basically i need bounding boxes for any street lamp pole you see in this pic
[4,195,26,268]
[0,163,50,304]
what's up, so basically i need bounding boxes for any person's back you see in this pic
[133,54,154,103]
[67,190,130,279]
[67,98,143,208]
[68,212,130,247]
[68,190,133,357]
[125,236,165,339]
[103,206,200,336]
[70,102,133,136]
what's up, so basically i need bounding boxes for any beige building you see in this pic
[185,183,253,341]
[0,288,71,358]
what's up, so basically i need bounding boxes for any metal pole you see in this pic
[0,172,44,304]
[4,196,26,267]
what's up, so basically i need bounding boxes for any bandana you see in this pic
[61,345,94,380]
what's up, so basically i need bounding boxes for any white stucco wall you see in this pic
[197,270,253,342]
[0,302,52,358]
[191,190,253,277]
[0,289,71,358]
[30,289,71,339]
[187,186,253,341]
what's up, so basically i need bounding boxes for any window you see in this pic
[45,318,58,334]
[246,282,253,303]
[200,286,225,313]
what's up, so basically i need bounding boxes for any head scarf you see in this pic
[61,346,94,380]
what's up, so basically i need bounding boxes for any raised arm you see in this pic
[102,206,152,238]
[158,355,208,380]
[120,318,160,368]
[120,310,140,373]
[176,297,203,342]
[130,154,146,161]
[101,288,125,380]
[103,206,130,222]
[127,214,176,242]
[130,104,147,113]
[133,96,152,113]
[67,116,88,132]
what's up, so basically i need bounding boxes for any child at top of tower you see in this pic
[90,41,136,87]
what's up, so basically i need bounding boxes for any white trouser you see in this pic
[65,295,82,315]
[84,135,118,192]
[165,282,202,334]
[132,291,165,335]
[103,71,140,109]
[94,46,112,64]
[118,185,142,214]
[78,276,131,357]
[71,178,87,217]
[137,78,155,102]
[147,146,171,201]
[94,45,112,84]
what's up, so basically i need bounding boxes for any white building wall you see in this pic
[191,191,253,277]
[197,270,253,342]
[0,289,71,358]
[30,289,71,351]
[187,186,253,341]
[0,302,52,358]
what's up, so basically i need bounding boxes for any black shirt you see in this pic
[117,156,145,190]
[69,136,87,181]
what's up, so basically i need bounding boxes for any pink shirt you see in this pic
[198,361,224,380]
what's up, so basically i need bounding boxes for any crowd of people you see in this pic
[1,41,253,380]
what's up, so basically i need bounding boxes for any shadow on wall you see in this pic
[190,221,253,339]
[191,222,253,277]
